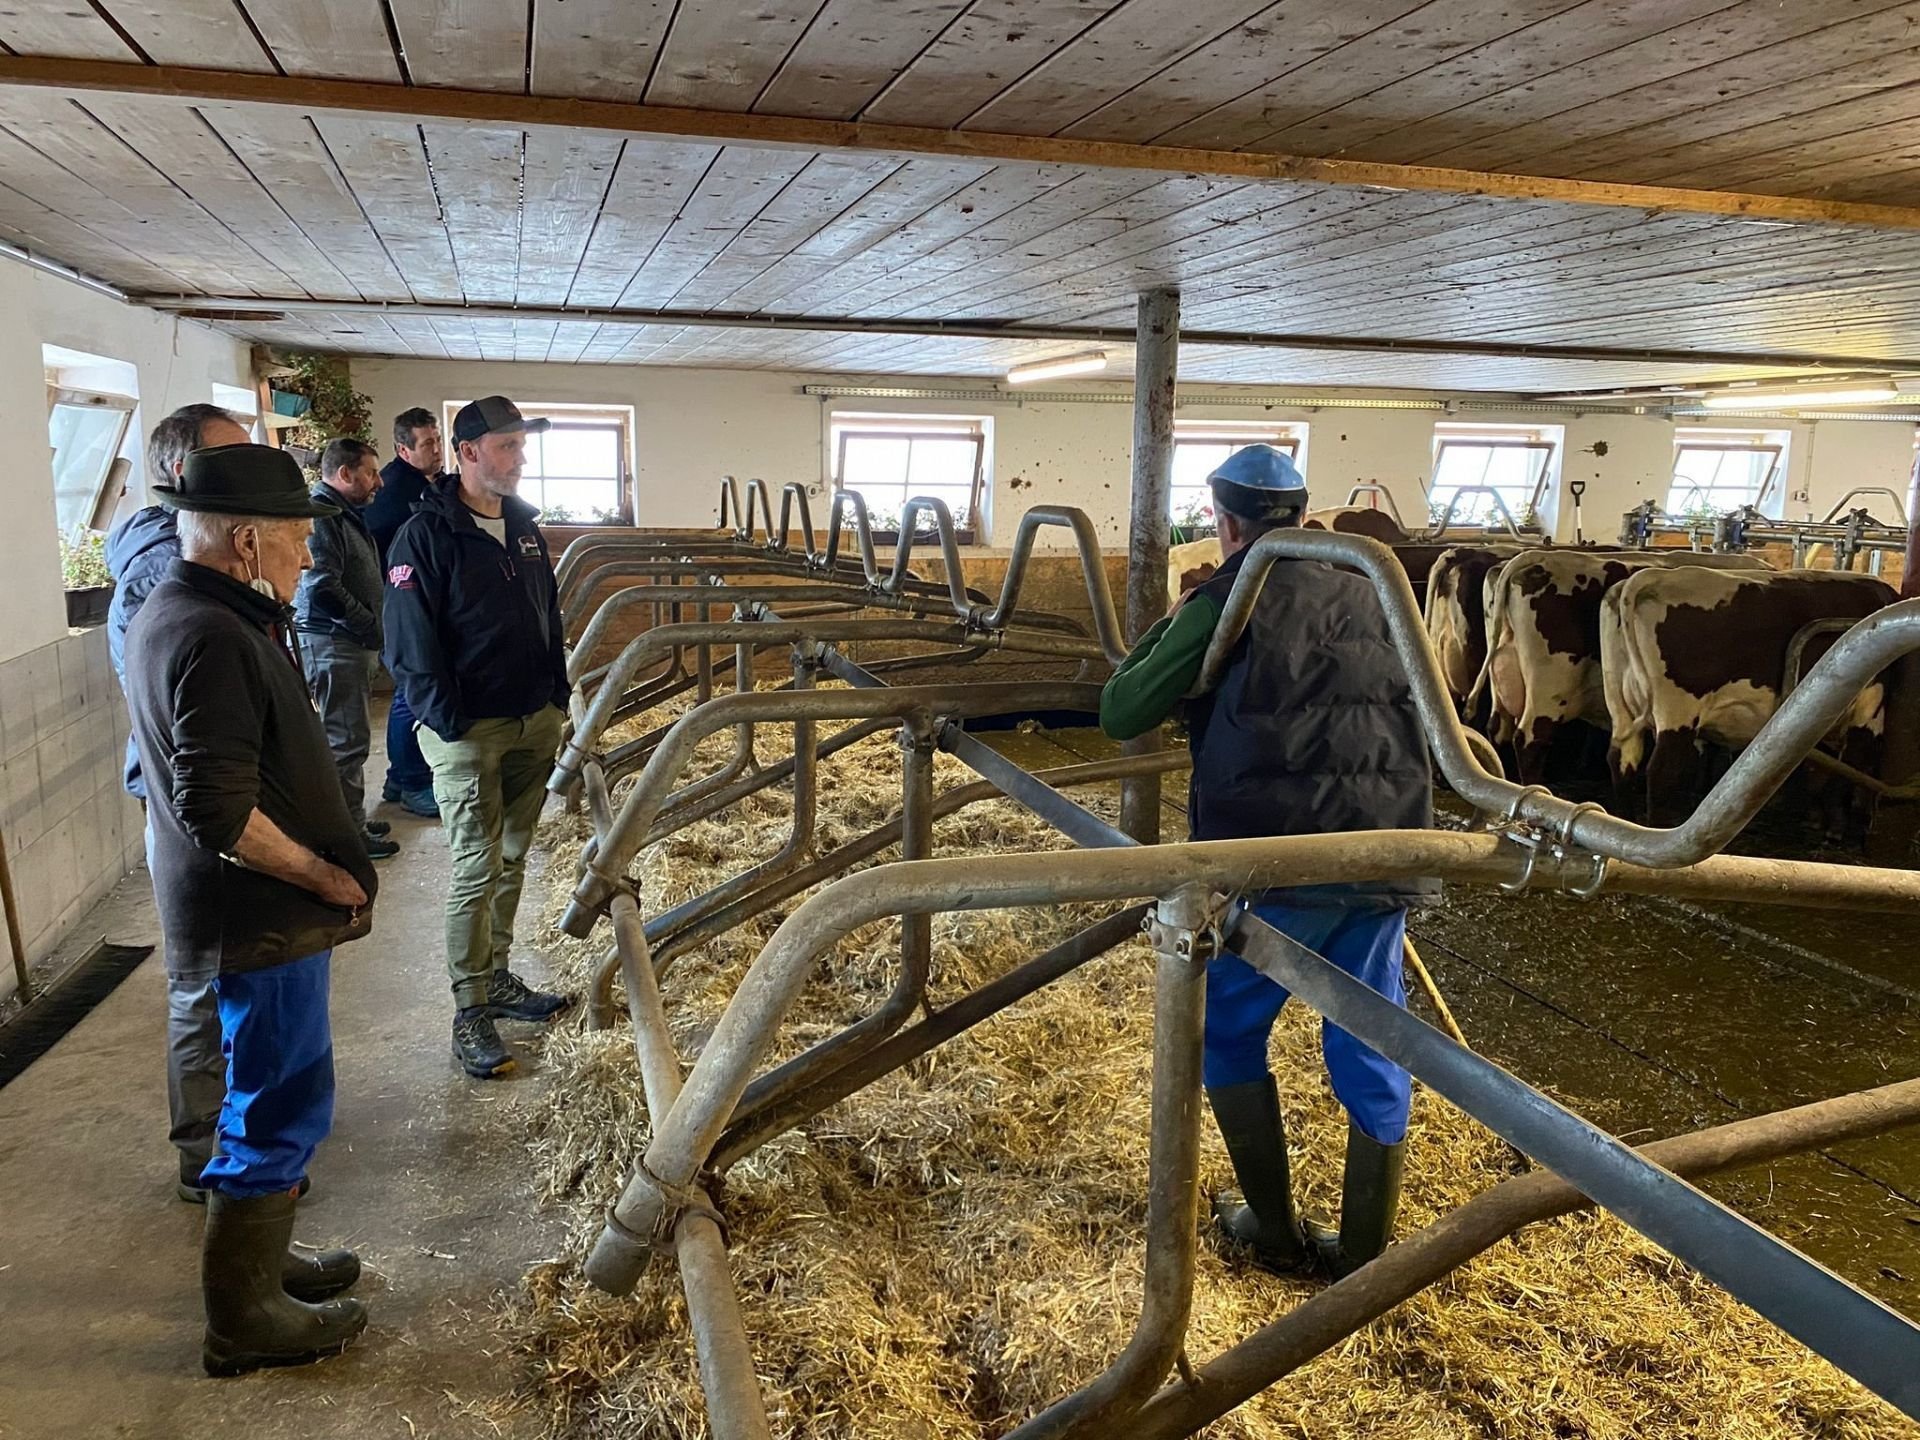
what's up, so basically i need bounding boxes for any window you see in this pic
[829,412,988,541]
[1429,423,1562,530]
[1666,429,1788,518]
[442,401,634,523]
[1170,420,1306,529]
[47,388,137,533]
[212,381,264,443]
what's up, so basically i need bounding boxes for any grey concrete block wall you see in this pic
[0,626,142,1000]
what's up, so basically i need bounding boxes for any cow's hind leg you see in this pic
[1644,727,1703,828]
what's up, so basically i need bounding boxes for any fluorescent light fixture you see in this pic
[1005,350,1108,384]
[1700,384,1900,409]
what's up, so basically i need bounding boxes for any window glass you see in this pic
[440,402,635,522]
[830,414,987,536]
[1428,425,1561,530]
[1665,434,1786,517]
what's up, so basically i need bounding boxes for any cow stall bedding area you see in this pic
[474,692,1917,1440]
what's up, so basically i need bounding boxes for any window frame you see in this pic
[1427,433,1559,532]
[440,400,636,524]
[828,413,987,544]
[46,384,138,535]
[1666,441,1786,518]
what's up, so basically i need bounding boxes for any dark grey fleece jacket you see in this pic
[127,559,377,978]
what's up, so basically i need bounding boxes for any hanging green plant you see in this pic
[59,526,111,591]
[274,351,373,454]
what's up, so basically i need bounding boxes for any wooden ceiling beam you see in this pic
[144,294,1918,372]
[7,56,1920,233]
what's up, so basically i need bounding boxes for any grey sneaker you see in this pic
[484,969,571,1023]
[452,1008,515,1078]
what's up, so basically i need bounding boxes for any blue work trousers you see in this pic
[385,683,433,793]
[198,950,335,1198]
[1205,900,1413,1145]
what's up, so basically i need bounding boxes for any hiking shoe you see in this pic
[484,969,572,1023]
[452,1008,515,1078]
[362,829,400,860]
[363,819,392,838]
[396,787,439,819]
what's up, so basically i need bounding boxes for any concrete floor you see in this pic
[0,730,565,1440]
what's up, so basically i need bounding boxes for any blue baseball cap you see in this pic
[1207,444,1307,519]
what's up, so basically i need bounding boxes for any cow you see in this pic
[1424,544,1528,722]
[1473,549,1770,786]
[1165,507,1412,605]
[1601,567,1893,828]
[1302,506,1411,544]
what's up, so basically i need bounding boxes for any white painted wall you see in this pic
[357,358,1920,554]
[0,261,252,665]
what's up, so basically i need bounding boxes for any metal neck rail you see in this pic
[556,523,1920,1437]
[1620,495,1910,574]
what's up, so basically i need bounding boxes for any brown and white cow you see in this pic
[1601,567,1893,825]
[1424,544,1528,720]
[1474,549,1770,784]
[1164,507,1412,606]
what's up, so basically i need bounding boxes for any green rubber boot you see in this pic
[1310,1122,1406,1280]
[1205,1078,1316,1275]
[201,1190,368,1377]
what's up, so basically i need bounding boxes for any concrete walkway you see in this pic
[0,736,565,1440]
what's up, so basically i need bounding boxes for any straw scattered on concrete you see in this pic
[498,701,1915,1440]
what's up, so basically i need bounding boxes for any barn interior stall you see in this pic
[8,5,1920,1440]
[503,484,1920,1438]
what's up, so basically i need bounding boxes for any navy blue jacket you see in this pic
[382,479,570,742]
[106,505,181,798]
[364,456,435,562]
[1187,544,1435,906]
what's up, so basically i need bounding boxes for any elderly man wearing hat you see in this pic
[1098,444,1432,1283]
[384,397,573,1080]
[125,444,379,1375]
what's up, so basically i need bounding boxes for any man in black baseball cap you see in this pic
[451,394,551,446]
[126,444,378,1374]
[384,399,573,1080]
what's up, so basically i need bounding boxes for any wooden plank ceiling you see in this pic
[3,1,1920,391]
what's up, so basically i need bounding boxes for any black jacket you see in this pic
[293,487,383,650]
[105,504,180,798]
[1187,544,1435,906]
[383,479,570,742]
[364,456,435,562]
[126,561,378,978]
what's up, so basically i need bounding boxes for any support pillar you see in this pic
[1120,288,1180,844]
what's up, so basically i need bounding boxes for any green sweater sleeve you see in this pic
[1098,591,1222,740]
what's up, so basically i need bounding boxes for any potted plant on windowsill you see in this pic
[61,527,113,628]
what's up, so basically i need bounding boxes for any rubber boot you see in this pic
[1205,1078,1315,1274]
[282,1243,361,1303]
[1310,1122,1406,1280]
[202,1190,368,1377]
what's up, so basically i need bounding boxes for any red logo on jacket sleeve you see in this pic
[387,564,415,589]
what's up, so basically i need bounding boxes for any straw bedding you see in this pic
[497,705,1915,1439]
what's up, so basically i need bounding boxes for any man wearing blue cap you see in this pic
[125,443,377,1374]
[1100,444,1432,1279]
[385,396,573,1080]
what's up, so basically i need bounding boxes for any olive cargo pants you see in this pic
[417,705,566,1009]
